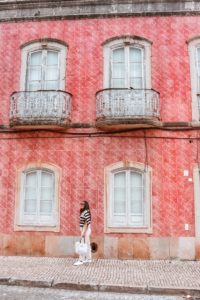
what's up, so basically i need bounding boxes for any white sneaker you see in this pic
[73,260,84,266]
[83,259,92,263]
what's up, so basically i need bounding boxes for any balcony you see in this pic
[96,88,160,129]
[10,90,72,127]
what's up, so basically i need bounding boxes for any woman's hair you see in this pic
[80,200,90,214]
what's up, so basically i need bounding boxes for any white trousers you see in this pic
[79,225,91,261]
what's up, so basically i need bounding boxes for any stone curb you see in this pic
[147,286,200,297]
[0,278,200,297]
[98,284,147,294]
[53,282,99,292]
[7,278,53,288]
[0,277,10,285]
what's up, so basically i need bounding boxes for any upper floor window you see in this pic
[196,48,200,90]
[15,163,61,232]
[27,50,60,90]
[105,161,152,233]
[111,46,144,88]
[103,36,152,89]
[20,40,67,91]
[188,37,200,121]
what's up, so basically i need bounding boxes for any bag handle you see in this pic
[80,237,85,243]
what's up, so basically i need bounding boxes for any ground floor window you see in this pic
[193,165,200,237]
[21,169,55,225]
[15,163,60,232]
[105,161,152,233]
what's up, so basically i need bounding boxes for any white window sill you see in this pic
[105,226,152,234]
[14,224,60,232]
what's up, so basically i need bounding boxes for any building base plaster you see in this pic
[0,234,199,260]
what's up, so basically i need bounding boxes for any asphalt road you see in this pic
[0,285,186,300]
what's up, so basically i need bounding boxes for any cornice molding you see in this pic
[0,0,199,22]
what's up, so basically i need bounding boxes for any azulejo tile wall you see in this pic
[0,15,200,259]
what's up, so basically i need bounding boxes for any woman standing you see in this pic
[74,200,92,266]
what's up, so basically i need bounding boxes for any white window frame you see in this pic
[15,162,61,232]
[193,165,200,237]
[104,161,152,233]
[188,37,200,122]
[20,40,67,91]
[103,36,152,89]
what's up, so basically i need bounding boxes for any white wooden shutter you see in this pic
[22,171,37,224]
[44,50,60,90]
[128,171,144,226]
[196,48,200,92]
[111,48,125,88]
[111,171,126,226]
[129,47,144,89]
[39,170,55,225]
[27,51,42,91]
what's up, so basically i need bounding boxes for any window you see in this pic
[20,40,67,91]
[193,165,200,237]
[111,46,144,88]
[188,37,200,121]
[15,163,61,231]
[105,161,152,233]
[21,169,55,225]
[196,48,200,90]
[27,50,60,91]
[111,169,144,227]
[103,36,152,89]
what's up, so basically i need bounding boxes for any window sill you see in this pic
[14,224,60,232]
[105,226,152,234]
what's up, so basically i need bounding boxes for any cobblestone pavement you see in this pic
[0,285,184,300]
[0,256,200,296]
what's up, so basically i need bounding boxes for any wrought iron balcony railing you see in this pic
[96,88,160,121]
[10,90,72,126]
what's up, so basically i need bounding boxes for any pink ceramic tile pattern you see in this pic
[0,15,199,239]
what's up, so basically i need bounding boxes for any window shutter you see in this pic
[39,171,55,225]
[111,171,127,226]
[44,51,60,90]
[196,48,200,92]
[128,171,144,226]
[111,48,125,88]
[27,51,42,91]
[129,47,143,89]
[22,171,37,224]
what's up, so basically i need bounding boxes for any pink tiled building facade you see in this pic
[0,0,200,259]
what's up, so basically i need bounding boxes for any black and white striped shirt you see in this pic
[80,209,91,227]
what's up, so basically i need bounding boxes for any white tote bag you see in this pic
[75,239,88,256]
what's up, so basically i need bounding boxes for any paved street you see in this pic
[0,256,200,297]
[0,285,184,300]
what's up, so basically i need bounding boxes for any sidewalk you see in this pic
[0,256,200,297]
